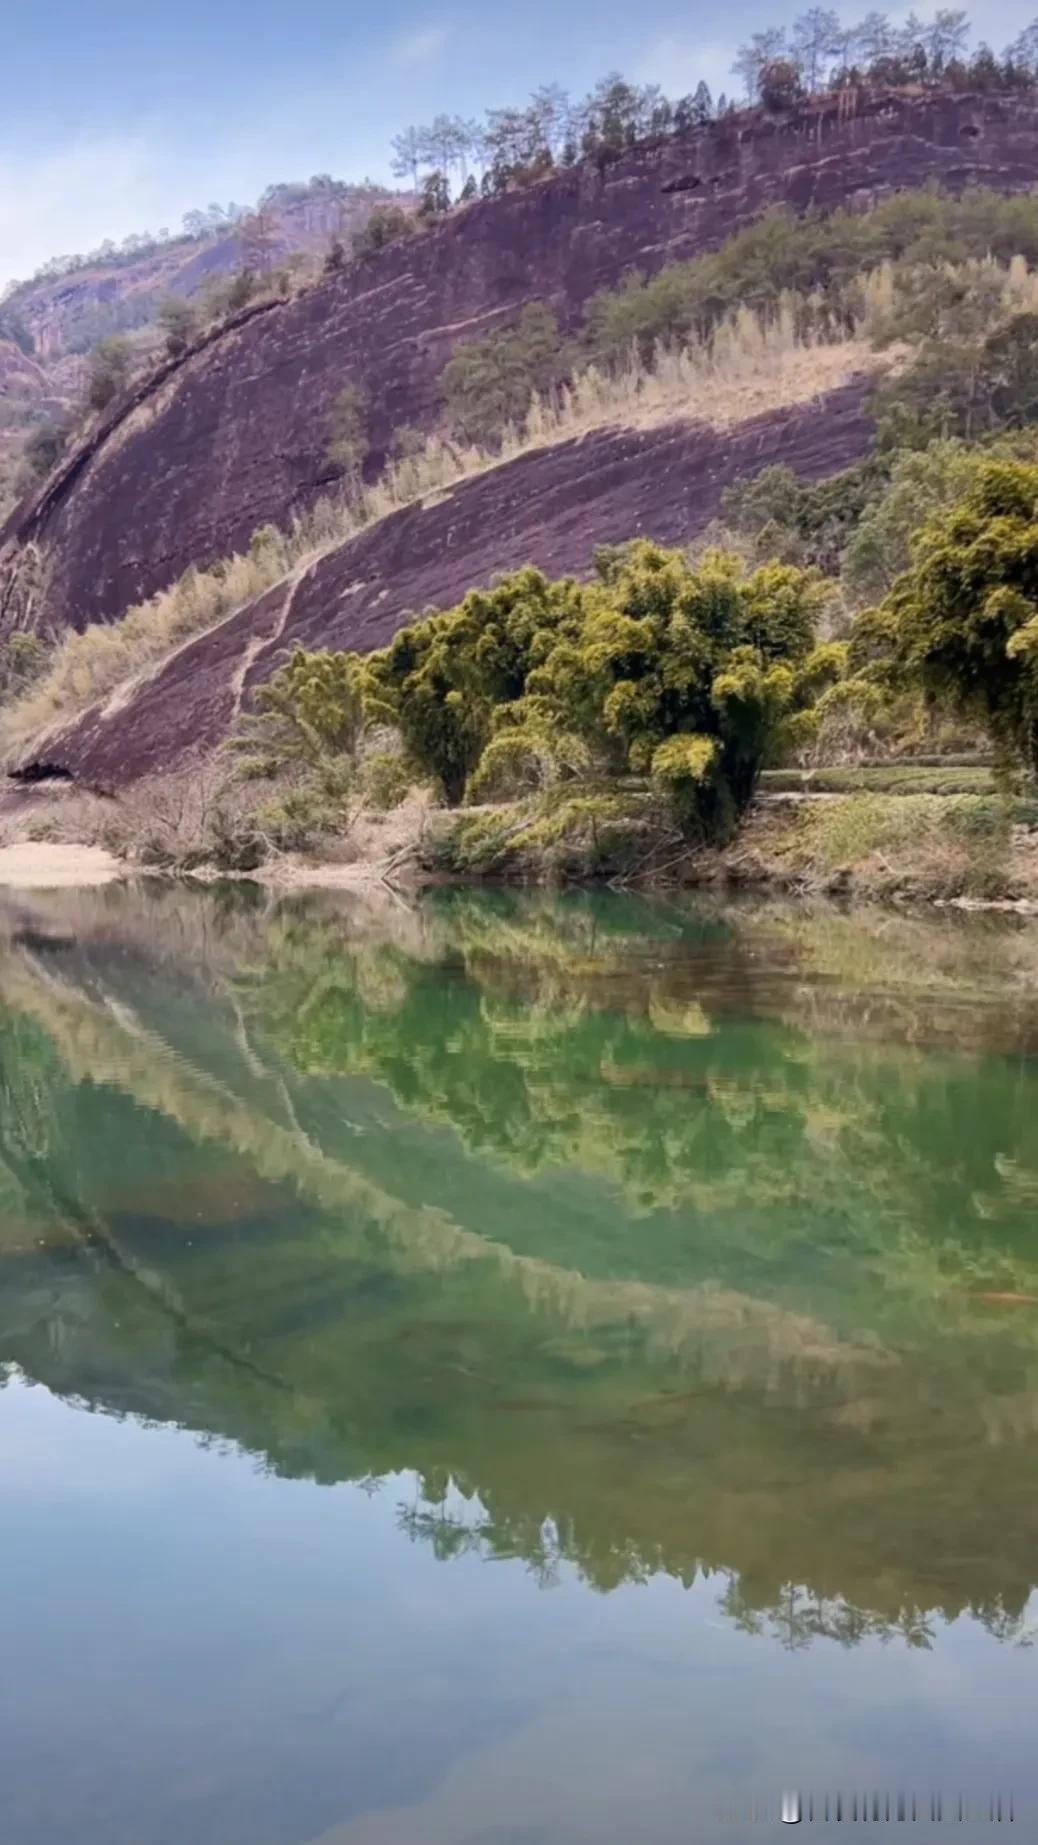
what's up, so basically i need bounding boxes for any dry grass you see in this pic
[0,297,890,761]
[727,791,1038,904]
[861,250,1038,332]
[0,769,261,868]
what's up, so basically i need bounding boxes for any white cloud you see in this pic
[390,22,449,66]
[634,33,736,101]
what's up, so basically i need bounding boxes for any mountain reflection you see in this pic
[1,880,1038,1649]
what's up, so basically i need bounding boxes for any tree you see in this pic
[325,381,369,482]
[583,73,646,150]
[1006,19,1038,72]
[157,296,198,357]
[351,205,413,260]
[966,43,1003,88]
[841,441,985,603]
[895,11,930,63]
[760,57,806,110]
[481,106,534,184]
[0,632,47,704]
[526,84,572,159]
[0,310,33,357]
[390,127,423,191]
[691,81,714,124]
[792,8,842,89]
[732,28,789,101]
[226,268,258,312]
[248,647,369,769]
[866,460,1038,773]
[85,334,133,412]
[418,170,451,218]
[923,8,970,70]
[441,302,565,441]
[418,114,469,181]
[854,10,895,66]
[238,208,277,275]
[350,540,829,829]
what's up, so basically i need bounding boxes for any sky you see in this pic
[3,0,1038,288]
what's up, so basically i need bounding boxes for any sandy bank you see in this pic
[0,842,124,888]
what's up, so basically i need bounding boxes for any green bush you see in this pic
[351,206,414,261]
[583,189,1038,364]
[0,633,48,705]
[261,540,833,842]
[442,303,566,441]
[85,335,133,412]
[864,459,1038,775]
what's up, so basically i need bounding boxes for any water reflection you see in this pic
[1,881,1037,1669]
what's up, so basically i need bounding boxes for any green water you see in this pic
[1,881,1038,1844]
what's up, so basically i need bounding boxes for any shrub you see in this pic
[100,769,268,871]
[85,335,133,412]
[581,189,1038,365]
[157,296,198,357]
[275,541,832,840]
[361,749,417,810]
[20,420,72,486]
[325,382,369,481]
[351,206,413,260]
[442,303,566,441]
[0,633,48,704]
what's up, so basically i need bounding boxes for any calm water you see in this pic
[2,881,1038,1844]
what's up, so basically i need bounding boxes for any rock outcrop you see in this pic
[1,183,404,366]
[5,86,1038,642]
[31,377,874,783]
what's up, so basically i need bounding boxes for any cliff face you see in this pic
[0,187,408,521]
[2,184,405,365]
[5,87,1038,643]
[32,379,874,783]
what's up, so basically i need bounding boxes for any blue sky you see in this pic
[3,0,1037,287]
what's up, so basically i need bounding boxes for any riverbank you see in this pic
[0,841,124,888]
[2,777,1038,910]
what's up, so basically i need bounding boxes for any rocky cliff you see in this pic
[0,184,407,522]
[5,85,1038,646]
[28,377,875,783]
[1,182,404,366]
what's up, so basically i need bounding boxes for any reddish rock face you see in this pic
[1,185,406,366]
[4,87,1038,643]
[32,378,874,785]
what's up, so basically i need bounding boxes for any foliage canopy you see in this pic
[254,542,834,837]
[857,459,1038,772]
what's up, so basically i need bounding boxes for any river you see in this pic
[1,881,1036,1843]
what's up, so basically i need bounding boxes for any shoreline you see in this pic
[2,836,1038,917]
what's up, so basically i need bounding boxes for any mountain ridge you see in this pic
[5,83,1037,649]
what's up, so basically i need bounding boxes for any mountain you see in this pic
[0,179,406,366]
[4,83,1038,781]
[0,179,408,515]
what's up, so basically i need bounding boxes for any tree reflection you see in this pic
[2,883,1038,1651]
